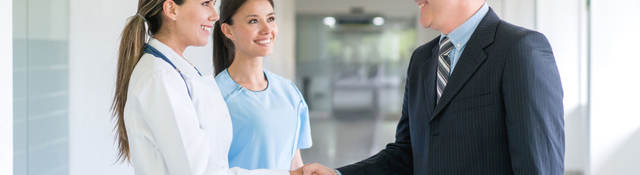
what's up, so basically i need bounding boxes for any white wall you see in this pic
[590,0,640,174]
[265,0,296,80]
[499,0,536,29]
[1,0,13,175]
[69,0,137,174]
[536,0,589,173]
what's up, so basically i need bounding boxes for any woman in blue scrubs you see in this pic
[212,0,312,171]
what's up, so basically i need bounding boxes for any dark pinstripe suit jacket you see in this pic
[337,9,564,175]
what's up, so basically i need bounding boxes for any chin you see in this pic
[419,20,431,28]
[252,51,271,57]
[257,47,273,55]
[262,49,273,56]
[193,39,208,47]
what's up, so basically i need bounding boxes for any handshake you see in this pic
[289,163,338,175]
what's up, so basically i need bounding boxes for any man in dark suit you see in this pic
[301,0,564,175]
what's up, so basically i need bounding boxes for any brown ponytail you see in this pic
[111,0,183,163]
[213,20,235,75]
[213,0,274,76]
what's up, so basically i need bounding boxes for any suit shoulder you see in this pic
[495,20,549,46]
[495,21,555,66]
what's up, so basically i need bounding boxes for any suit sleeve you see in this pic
[336,49,419,175]
[502,31,565,175]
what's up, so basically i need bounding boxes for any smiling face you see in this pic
[221,0,277,58]
[174,0,219,46]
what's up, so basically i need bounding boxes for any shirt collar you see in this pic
[148,38,199,76]
[439,3,489,50]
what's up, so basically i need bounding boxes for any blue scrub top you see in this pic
[215,69,313,170]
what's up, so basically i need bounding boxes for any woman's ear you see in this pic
[221,23,235,41]
[162,0,179,21]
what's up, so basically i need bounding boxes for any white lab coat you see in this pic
[123,38,288,175]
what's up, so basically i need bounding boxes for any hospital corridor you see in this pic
[1,0,640,175]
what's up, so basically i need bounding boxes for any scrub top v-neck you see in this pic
[215,69,312,170]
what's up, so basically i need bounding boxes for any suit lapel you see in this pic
[422,44,440,114]
[431,9,500,120]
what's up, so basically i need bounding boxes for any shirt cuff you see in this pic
[335,169,342,175]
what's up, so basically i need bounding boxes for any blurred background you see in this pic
[1,0,639,175]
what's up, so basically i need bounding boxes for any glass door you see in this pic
[13,0,70,174]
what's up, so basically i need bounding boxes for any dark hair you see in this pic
[213,0,274,75]
[112,0,184,163]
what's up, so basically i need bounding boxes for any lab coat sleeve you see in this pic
[129,70,288,175]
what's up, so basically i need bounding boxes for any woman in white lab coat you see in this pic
[111,0,301,174]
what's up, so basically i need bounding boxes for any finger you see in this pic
[302,165,314,175]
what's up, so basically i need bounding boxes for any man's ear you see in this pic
[162,0,179,21]
[221,23,235,41]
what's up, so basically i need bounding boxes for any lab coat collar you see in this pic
[147,38,200,77]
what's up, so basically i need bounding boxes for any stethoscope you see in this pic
[143,44,202,98]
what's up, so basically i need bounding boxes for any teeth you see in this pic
[256,39,271,44]
[201,26,212,33]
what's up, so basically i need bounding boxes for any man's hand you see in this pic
[290,167,303,175]
[301,163,338,175]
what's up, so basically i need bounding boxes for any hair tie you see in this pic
[135,13,147,22]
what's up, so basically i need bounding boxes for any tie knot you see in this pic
[439,37,454,56]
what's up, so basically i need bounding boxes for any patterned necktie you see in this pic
[437,37,454,102]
